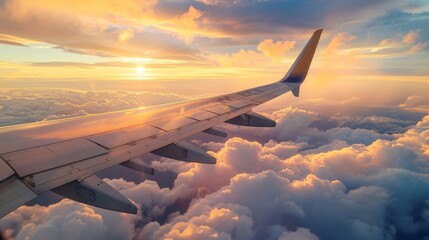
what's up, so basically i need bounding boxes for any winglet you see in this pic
[280,29,322,84]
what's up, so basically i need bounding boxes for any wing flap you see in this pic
[52,175,137,214]
[203,127,227,138]
[152,140,216,164]
[121,158,154,175]
[0,175,38,218]
[226,111,276,127]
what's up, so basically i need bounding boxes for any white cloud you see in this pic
[0,88,187,126]
[0,199,136,240]
[140,114,429,239]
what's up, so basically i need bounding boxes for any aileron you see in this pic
[52,175,137,214]
[0,176,38,218]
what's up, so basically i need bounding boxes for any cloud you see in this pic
[139,114,429,240]
[0,39,27,46]
[257,39,295,60]
[368,10,429,27]
[0,0,428,84]
[0,0,411,61]
[212,49,268,67]
[0,199,136,240]
[278,227,319,240]
[325,32,357,54]
[211,37,297,67]
[409,41,428,53]
[378,29,428,54]
[172,0,403,36]
[402,29,420,44]
[174,6,204,43]
[400,95,426,108]
[0,0,200,60]
[0,88,188,126]
[223,106,394,148]
[399,95,429,113]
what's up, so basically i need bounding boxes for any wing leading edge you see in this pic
[0,29,322,218]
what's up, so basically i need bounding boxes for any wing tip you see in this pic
[280,28,323,84]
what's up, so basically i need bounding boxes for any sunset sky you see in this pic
[0,0,427,84]
[1,1,429,240]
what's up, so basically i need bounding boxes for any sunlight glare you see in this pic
[135,66,145,78]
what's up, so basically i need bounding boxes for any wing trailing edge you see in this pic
[203,127,227,138]
[52,175,137,214]
[0,176,38,218]
[226,111,276,127]
[152,140,216,164]
[121,158,154,175]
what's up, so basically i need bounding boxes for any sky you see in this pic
[0,0,429,240]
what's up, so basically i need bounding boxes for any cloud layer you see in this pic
[1,87,428,240]
[0,88,187,126]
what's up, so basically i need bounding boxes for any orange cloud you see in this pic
[377,29,427,54]
[213,49,266,67]
[325,32,357,54]
[2,0,158,23]
[174,6,204,43]
[409,41,428,53]
[257,39,295,61]
[402,30,420,44]
[0,0,202,60]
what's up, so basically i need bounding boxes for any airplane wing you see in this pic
[0,29,322,218]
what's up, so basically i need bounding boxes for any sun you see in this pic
[135,66,145,78]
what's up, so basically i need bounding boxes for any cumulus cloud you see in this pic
[0,0,200,60]
[222,106,394,148]
[213,38,296,67]
[0,199,136,240]
[325,32,357,54]
[399,95,429,113]
[0,88,187,126]
[212,49,268,67]
[175,6,204,43]
[257,39,295,61]
[138,114,429,240]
